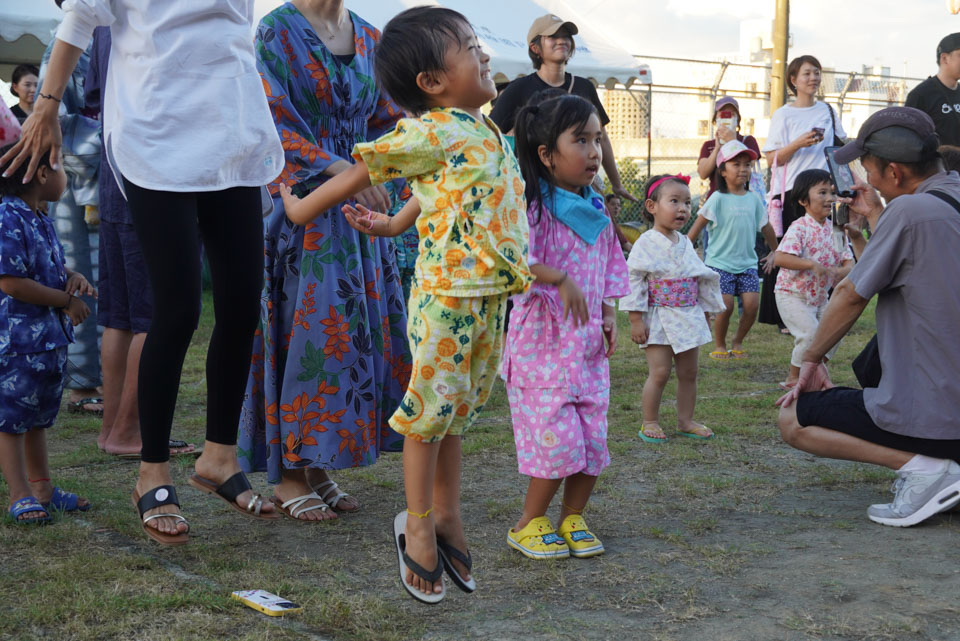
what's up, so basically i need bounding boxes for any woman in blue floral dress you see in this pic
[238,2,411,521]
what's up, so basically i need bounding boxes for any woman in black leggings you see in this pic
[5,1,286,544]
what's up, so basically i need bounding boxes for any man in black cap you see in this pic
[906,33,960,145]
[776,107,960,528]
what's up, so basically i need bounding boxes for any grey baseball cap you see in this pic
[834,107,941,164]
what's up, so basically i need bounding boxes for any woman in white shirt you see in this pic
[759,54,846,328]
[1,0,285,545]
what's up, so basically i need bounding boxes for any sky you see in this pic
[576,0,952,80]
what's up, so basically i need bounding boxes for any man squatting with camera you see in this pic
[776,106,960,528]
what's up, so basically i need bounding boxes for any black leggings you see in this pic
[124,179,263,463]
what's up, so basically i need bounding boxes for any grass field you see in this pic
[2,294,959,641]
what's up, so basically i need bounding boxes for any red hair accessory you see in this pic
[647,174,691,198]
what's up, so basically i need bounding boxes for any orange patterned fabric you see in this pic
[353,108,532,297]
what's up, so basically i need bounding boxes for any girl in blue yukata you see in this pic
[0,145,96,524]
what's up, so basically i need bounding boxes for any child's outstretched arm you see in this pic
[342,199,421,238]
[0,276,90,325]
[281,161,373,225]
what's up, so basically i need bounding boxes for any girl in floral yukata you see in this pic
[281,7,532,604]
[502,94,629,561]
[774,169,853,389]
[622,174,726,443]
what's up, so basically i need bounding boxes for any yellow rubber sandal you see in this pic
[558,514,605,558]
[507,516,570,560]
[709,350,730,360]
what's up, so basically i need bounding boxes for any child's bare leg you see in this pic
[433,436,471,581]
[514,477,563,531]
[641,345,674,439]
[0,432,44,520]
[732,292,760,352]
[785,364,801,386]
[675,348,712,437]
[23,428,82,507]
[559,472,599,522]
[402,436,442,596]
[713,295,735,352]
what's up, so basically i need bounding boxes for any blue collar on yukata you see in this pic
[539,179,609,245]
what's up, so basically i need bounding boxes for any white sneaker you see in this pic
[867,460,960,527]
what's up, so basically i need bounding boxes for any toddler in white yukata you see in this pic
[624,174,725,443]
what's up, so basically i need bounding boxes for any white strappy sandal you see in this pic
[270,492,333,521]
[312,479,359,512]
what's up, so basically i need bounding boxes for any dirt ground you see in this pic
[3,307,960,641]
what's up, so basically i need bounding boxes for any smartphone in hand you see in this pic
[824,146,856,199]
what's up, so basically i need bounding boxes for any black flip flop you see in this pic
[393,511,444,604]
[437,536,476,593]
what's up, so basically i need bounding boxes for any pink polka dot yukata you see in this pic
[502,197,629,480]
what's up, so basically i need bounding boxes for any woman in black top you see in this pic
[490,14,636,205]
[9,64,39,123]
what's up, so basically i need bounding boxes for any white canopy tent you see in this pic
[0,0,61,106]
[253,0,650,88]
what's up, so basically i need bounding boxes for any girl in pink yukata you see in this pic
[502,94,629,560]
[621,175,726,443]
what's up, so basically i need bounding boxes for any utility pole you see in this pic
[770,0,789,111]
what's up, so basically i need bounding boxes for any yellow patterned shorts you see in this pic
[389,288,508,442]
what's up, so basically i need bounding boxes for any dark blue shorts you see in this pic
[709,266,760,296]
[98,219,152,333]
[0,347,67,434]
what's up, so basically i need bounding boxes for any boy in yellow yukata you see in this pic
[280,7,531,604]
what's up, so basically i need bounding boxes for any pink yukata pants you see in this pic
[506,385,610,480]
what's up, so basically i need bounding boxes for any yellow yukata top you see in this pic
[353,107,532,297]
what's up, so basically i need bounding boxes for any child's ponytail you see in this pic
[513,92,599,224]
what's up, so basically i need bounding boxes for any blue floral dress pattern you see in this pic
[238,6,410,481]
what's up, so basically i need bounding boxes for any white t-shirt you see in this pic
[57,0,283,194]
[763,101,846,194]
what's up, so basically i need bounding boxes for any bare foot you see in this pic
[435,513,471,582]
[404,514,442,596]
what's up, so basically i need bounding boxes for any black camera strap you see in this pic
[928,190,960,216]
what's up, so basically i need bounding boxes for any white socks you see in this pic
[898,454,948,475]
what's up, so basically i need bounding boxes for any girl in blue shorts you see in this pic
[688,140,778,359]
[0,146,96,524]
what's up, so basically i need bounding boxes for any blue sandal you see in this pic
[43,487,91,512]
[9,496,52,525]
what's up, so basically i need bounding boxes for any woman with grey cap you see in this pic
[776,106,960,528]
[490,14,636,206]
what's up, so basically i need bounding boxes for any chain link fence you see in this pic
[598,55,925,224]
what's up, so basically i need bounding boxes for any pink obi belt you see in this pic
[648,277,699,307]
